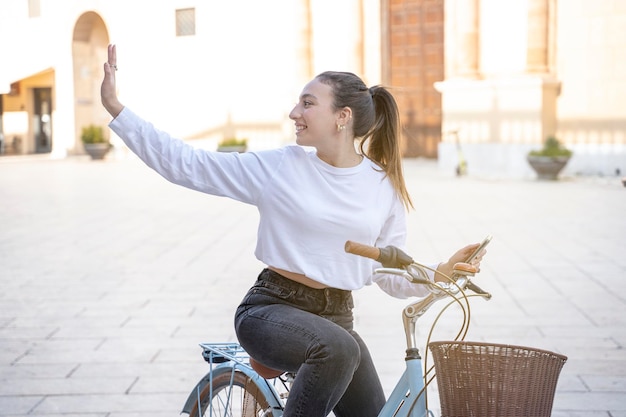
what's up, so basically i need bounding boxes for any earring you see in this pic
[337,124,345,132]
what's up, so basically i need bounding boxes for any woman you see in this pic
[101,44,484,417]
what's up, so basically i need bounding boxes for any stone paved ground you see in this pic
[1,153,625,416]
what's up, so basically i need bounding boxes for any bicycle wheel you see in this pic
[189,370,273,417]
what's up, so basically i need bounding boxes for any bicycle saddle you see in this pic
[249,357,284,379]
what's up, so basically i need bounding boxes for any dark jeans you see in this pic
[235,268,385,417]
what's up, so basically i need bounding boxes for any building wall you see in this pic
[0,0,380,157]
[2,0,624,178]
[555,0,626,175]
[437,0,626,178]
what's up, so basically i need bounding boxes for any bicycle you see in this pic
[180,239,494,417]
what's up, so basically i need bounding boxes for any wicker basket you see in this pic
[429,341,567,417]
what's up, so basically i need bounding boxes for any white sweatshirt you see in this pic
[110,107,430,298]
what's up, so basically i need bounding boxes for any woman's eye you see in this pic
[303,101,312,107]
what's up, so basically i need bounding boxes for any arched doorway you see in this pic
[72,12,110,154]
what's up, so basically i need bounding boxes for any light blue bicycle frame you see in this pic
[380,356,428,417]
[376,287,445,417]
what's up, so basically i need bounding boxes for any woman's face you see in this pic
[289,79,339,148]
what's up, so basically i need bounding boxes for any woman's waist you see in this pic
[251,268,355,321]
[268,266,329,289]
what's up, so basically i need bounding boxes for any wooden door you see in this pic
[383,0,444,158]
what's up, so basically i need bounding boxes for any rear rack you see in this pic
[198,342,294,400]
[199,342,252,367]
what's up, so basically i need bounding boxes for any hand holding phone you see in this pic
[465,235,492,263]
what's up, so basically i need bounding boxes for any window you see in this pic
[176,8,196,36]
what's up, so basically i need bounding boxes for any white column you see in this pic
[526,0,549,73]
[453,0,480,78]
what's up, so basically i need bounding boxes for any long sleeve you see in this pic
[109,107,283,205]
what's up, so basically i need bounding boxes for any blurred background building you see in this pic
[0,0,624,178]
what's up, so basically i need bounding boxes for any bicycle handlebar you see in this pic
[345,240,491,354]
[344,241,380,261]
[345,240,491,298]
[345,241,414,268]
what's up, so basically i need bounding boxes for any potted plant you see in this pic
[81,125,111,160]
[527,136,572,180]
[217,137,247,153]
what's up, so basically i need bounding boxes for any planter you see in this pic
[84,143,111,160]
[217,145,247,153]
[527,155,570,180]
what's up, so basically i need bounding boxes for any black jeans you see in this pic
[235,269,385,417]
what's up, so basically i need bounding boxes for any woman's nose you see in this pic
[288,105,299,120]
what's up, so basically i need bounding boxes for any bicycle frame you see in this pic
[376,287,458,417]
[182,260,490,417]
[380,356,428,417]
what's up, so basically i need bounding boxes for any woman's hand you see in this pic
[435,243,486,282]
[101,44,124,118]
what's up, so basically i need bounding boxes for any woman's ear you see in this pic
[336,107,353,127]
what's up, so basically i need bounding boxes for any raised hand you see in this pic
[101,44,124,118]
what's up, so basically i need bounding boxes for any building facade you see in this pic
[1,0,624,178]
[0,0,381,157]
[435,0,626,177]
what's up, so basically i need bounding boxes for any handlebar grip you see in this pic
[344,241,381,261]
[453,262,478,275]
[345,241,414,268]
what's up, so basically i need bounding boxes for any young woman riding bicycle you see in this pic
[101,43,485,417]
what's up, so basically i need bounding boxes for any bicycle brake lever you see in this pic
[466,280,492,300]
[375,267,409,277]
[374,268,431,285]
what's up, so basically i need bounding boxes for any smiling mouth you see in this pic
[295,125,307,133]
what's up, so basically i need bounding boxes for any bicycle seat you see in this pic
[249,357,284,379]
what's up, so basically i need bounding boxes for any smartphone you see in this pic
[465,235,492,263]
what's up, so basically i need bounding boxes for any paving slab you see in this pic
[1,154,625,416]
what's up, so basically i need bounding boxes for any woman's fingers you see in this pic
[108,44,117,69]
[103,44,116,82]
[105,44,117,74]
